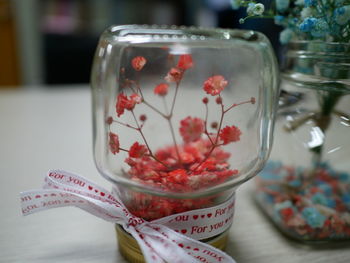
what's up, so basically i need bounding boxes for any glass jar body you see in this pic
[91,25,278,200]
[91,25,278,261]
[256,41,350,243]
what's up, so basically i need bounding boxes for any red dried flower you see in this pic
[215,97,222,104]
[106,116,113,125]
[202,97,209,104]
[203,75,228,96]
[130,93,142,106]
[211,122,218,129]
[154,83,169,96]
[165,67,183,83]
[109,132,120,154]
[219,125,242,145]
[129,142,149,158]
[116,93,141,117]
[179,116,205,143]
[167,169,189,184]
[131,56,146,71]
[177,54,193,70]
[139,114,147,122]
[116,93,128,117]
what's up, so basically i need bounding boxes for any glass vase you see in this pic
[256,41,350,243]
[91,25,279,262]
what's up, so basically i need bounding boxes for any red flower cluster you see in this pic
[116,93,141,117]
[109,132,120,154]
[131,56,147,71]
[177,54,194,70]
[165,67,183,83]
[129,142,148,158]
[154,83,169,96]
[219,125,242,145]
[165,54,193,83]
[179,116,205,143]
[203,75,228,96]
[124,138,238,220]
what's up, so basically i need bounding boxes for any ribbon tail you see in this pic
[127,226,165,263]
[20,190,125,224]
[140,224,236,263]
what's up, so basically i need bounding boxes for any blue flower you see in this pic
[276,0,290,13]
[335,0,346,7]
[318,183,333,195]
[334,6,350,25]
[311,18,330,37]
[301,207,326,228]
[304,0,317,7]
[274,15,285,25]
[326,199,336,209]
[273,201,295,221]
[230,0,241,10]
[288,179,302,188]
[311,192,328,206]
[338,172,350,182]
[299,17,317,32]
[343,194,350,210]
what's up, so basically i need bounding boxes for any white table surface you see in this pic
[1,86,349,263]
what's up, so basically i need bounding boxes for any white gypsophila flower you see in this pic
[301,7,312,19]
[295,0,305,5]
[253,3,265,15]
[246,3,255,15]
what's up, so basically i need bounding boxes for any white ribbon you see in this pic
[20,170,236,263]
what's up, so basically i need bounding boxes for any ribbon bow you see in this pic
[20,170,236,263]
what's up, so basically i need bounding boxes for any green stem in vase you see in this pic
[311,86,344,165]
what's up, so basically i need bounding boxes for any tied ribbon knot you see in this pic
[20,170,236,263]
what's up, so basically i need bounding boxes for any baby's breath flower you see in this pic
[310,18,330,38]
[253,3,265,16]
[295,0,305,5]
[279,28,294,44]
[246,3,265,16]
[234,0,350,44]
[230,0,241,10]
[299,17,317,32]
[334,5,350,26]
[301,7,313,19]
[246,3,256,15]
[304,0,317,7]
[276,0,290,13]
[335,0,346,7]
[274,15,285,25]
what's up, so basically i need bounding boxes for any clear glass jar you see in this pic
[256,41,350,243]
[91,25,279,260]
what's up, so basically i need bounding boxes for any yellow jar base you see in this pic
[115,225,229,263]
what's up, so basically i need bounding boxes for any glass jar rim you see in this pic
[100,24,270,45]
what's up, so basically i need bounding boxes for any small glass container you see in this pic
[256,41,350,243]
[91,25,279,261]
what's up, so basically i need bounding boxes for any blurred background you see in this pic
[0,0,281,88]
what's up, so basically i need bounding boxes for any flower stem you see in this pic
[191,96,225,173]
[224,99,253,113]
[204,103,215,146]
[215,95,225,144]
[112,119,139,130]
[170,82,180,116]
[131,110,169,168]
[142,100,168,118]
